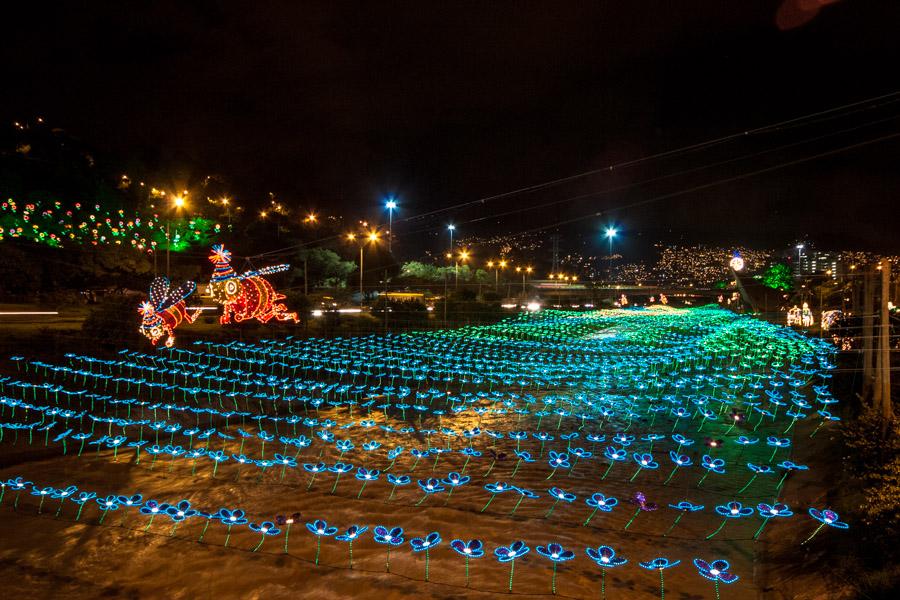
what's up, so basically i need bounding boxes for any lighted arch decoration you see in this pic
[206,245,298,325]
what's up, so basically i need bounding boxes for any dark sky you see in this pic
[2,0,900,253]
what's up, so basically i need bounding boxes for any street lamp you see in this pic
[488,260,507,290]
[167,194,187,277]
[516,266,533,296]
[347,231,380,302]
[385,199,397,253]
[796,244,804,273]
[456,249,470,288]
[604,226,618,289]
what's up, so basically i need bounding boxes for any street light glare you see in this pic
[173,196,185,208]
[367,231,379,242]
[346,233,356,241]
[447,224,455,231]
[604,226,617,239]
[385,199,397,210]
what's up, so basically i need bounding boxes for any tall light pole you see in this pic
[604,226,618,286]
[516,266,532,297]
[796,244,804,275]
[347,231,380,303]
[457,250,469,289]
[167,194,186,278]
[385,199,397,254]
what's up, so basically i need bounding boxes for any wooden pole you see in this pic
[863,268,875,403]
[878,259,892,422]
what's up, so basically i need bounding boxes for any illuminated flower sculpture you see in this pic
[249,520,281,552]
[663,501,705,536]
[586,546,627,600]
[205,244,298,325]
[335,525,368,568]
[707,501,754,539]
[629,452,659,482]
[802,508,849,545]
[306,519,338,565]
[373,525,404,572]
[450,538,484,587]
[639,557,681,600]
[583,492,618,526]
[137,277,201,347]
[693,558,739,599]
[215,508,248,547]
[753,503,792,539]
[410,531,442,582]
[495,541,530,592]
[624,491,657,530]
[545,486,576,518]
[537,542,575,595]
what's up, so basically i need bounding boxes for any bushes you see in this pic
[81,295,144,348]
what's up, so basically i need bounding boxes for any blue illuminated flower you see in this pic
[808,508,848,529]
[548,451,570,468]
[694,558,739,583]
[450,539,484,557]
[604,446,627,461]
[139,499,168,515]
[442,472,470,487]
[166,500,197,521]
[387,474,411,486]
[336,525,369,541]
[586,545,627,567]
[485,482,512,494]
[548,487,576,502]
[495,541,530,562]
[306,519,338,536]
[95,494,120,511]
[373,526,404,545]
[216,508,248,525]
[669,501,704,512]
[418,478,445,494]
[716,501,754,518]
[410,531,442,551]
[669,451,692,466]
[355,467,380,481]
[701,455,725,474]
[274,453,297,467]
[250,521,281,535]
[757,503,792,518]
[586,493,618,511]
[632,452,658,469]
[639,557,681,570]
[537,543,575,562]
[328,462,353,473]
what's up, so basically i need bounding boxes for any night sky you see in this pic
[2,1,900,253]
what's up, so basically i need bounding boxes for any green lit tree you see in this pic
[759,263,793,291]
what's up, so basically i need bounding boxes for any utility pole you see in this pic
[304,256,308,296]
[550,234,560,274]
[877,259,892,424]
[862,267,875,402]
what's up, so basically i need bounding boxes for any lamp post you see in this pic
[167,194,186,278]
[385,199,397,253]
[347,231,380,303]
[516,266,533,297]
[604,226,617,301]
[458,250,470,288]
[796,244,804,275]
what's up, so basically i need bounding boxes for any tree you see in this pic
[291,247,356,289]
[758,263,793,291]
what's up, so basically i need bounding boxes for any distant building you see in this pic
[797,250,841,278]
